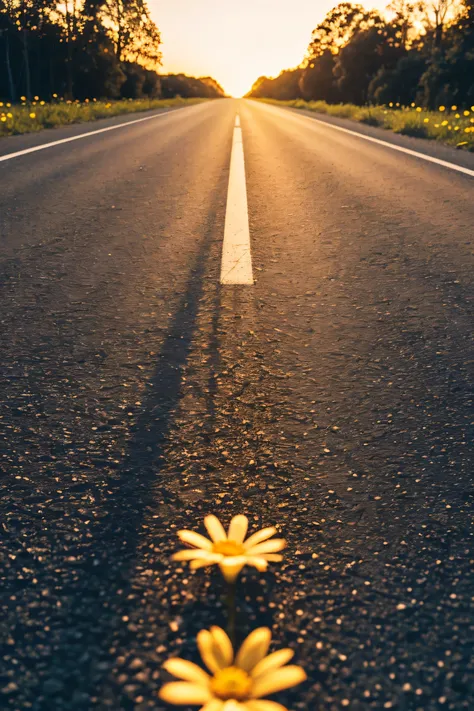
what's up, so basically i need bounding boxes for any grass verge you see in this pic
[0,97,210,138]
[255,98,474,151]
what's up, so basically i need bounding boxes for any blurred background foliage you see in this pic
[247,0,474,109]
[0,0,225,101]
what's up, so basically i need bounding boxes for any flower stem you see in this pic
[226,581,237,646]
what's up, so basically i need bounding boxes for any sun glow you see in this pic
[151,0,389,97]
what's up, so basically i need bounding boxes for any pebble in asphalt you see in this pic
[0,100,473,710]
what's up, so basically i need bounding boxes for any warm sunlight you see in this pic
[151,0,388,97]
[2,0,473,707]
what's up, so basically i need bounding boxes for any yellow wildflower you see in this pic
[174,515,286,583]
[160,626,306,709]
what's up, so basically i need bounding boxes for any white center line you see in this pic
[220,114,253,285]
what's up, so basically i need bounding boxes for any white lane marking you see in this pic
[258,101,474,179]
[235,114,240,127]
[220,119,253,285]
[0,108,184,164]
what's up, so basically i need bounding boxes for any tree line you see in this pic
[247,0,474,108]
[0,0,225,101]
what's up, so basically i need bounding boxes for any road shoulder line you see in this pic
[258,102,474,178]
[0,108,183,164]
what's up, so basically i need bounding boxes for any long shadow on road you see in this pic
[34,213,222,710]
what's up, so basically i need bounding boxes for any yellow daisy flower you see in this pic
[160,626,306,710]
[174,515,286,583]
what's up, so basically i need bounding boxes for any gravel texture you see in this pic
[1,98,473,711]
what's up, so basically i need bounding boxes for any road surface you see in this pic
[1,99,473,710]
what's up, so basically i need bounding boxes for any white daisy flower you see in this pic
[159,625,306,710]
[173,515,286,583]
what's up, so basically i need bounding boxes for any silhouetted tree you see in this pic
[247,0,473,108]
[247,69,302,100]
[160,74,225,99]
[0,0,224,102]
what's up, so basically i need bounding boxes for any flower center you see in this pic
[210,666,252,700]
[213,540,245,557]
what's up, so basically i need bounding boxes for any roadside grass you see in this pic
[0,97,210,138]
[255,98,474,151]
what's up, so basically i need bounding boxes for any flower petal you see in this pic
[198,629,221,673]
[245,556,269,572]
[245,701,288,711]
[222,702,246,711]
[260,554,283,563]
[228,515,248,543]
[159,681,212,705]
[190,558,221,570]
[210,626,234,668]
[236,628,271,672]
[173,549,219,562]
[205,515,227,543]
[251,665,306,698]
[198,628,232,673]
[163,658,210,684]
[251,649,294,679]
[219,556,247,583]
[178,530,213,551]
[243,527,277,550]
[245,540,286,556]
[201,702,225,711]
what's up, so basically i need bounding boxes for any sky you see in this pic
[150,0,388,97]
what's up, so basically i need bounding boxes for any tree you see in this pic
[100,0,161,69]
[368,51,427,103]
[247,68,302,100]
[160,74,225,99]
[247,0,474,108]
[307,2,372,57]
[419,0,460,47]
[300,3,383,102]
[0,0,222,102]
[299,50,338,101]
[0,0,17,101]
[416,0,473,105]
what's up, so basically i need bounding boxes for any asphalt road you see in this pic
[1,98,473,711]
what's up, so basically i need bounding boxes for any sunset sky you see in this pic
[150,0,388,97]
